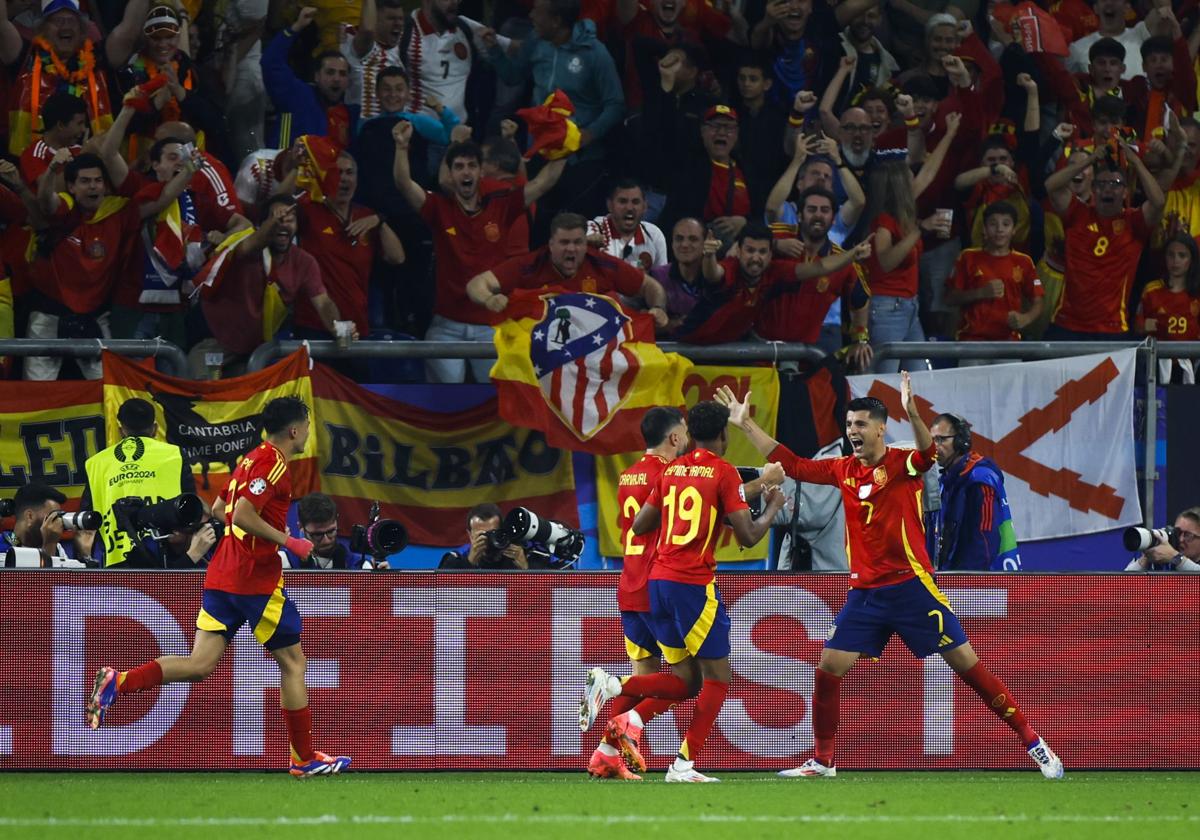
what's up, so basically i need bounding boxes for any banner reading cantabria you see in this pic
[848,350,1140,541]
[102,350,318,498]
[312,364,577,546]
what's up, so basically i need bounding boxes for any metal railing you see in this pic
[0,338,188,377]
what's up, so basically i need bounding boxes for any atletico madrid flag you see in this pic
[516,89,582,161]
[491,289,691,454]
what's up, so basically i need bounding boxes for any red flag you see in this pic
[516,90,581,161]
[123,74,170,113]
[295,135,341,202]
[992,2,1069,56]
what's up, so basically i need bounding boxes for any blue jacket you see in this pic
[930,453,1022,571]
[489,20,624,163]
[261,30,360,149]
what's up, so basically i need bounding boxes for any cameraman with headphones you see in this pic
[83,398,197,568]
[928,413,1022,571]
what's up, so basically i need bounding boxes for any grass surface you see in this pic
[0,771,1195,840]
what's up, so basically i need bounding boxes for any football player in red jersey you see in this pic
[580,401,786,783]
[716,374,1064,780]
[86,397,351,778]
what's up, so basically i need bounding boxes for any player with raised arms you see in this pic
[580,401,786,782]
[86,397,351,778]
[716,374,1064,780]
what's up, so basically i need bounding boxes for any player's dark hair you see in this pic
[736,221,774,247]
[1088,37,1126,65]
[933,413,973,454]
[1140,35,1174,62]
[375,65,409,89]
[982,201,1018,226]
[298,492,338,527]
[41,92,88,131]
[847,397,888,422]
[262,397,309,434]
[445,141,483,169]
[798,186,836,211]
[14,483,67,518]
[550,212,588,237]
[117,398,156,437]
[686,401,729,445]
[608,177,643,199]
[641,406,685,448]
[64,153,109,186]
[467,502,502,527]
[483,137,521,175]
[1163,232,1200,298]
[149,136,186,164]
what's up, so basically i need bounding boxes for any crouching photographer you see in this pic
[440,503,584,570]
[0,484,88,568]
[1123,508,1200,572]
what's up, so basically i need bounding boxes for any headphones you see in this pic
[937,413,973,455]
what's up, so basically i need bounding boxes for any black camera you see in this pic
[502,507,585,569]
[1123,525,1181,552]
[0,498,14,519]
[348,501,407,561]
[112,494,205,539]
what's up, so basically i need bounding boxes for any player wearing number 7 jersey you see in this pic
[85,397,351,778]
[580,401,787,783]
[715,375,1064,780]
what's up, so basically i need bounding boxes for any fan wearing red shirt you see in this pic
[18,91,86,190]
[466,212,670,323]
[1136,234,1200,343]
[945,202,1043,342]
[87,398,352,778]
[1044,145,1165,339]
[392,120,568,382]
[717,376,1065,781]
[580,401,786,783]
[678,220,870,344]
[296,149,406,341]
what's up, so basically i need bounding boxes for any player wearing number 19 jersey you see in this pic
[86,398,351,777]
[718,378,1064,781]
[580,402,785,783]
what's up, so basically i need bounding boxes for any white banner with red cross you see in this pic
[848,350,1140,541]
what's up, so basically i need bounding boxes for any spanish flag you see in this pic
[101,348,318,499]
[517,89,582,161]
[294,135,342,203]
[491,289,692,454]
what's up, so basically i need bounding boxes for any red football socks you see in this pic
[633,697,676,726]
[620,672,693,701]
[283,706,315,763]
[812,669,841,766]
[959,662,1037,746]
[607,695,638,720]
[678,679,728,761]
[117,661,163,695]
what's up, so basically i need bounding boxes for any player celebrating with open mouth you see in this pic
[715,374,1063,780]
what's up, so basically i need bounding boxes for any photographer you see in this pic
[287,493,384,570]
[160,523,220,570]
[83,398,196,568]
[1124,509,1200,572]
[440,503,531,571]
[0,484,83,568]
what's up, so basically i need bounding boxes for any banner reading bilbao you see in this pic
[0,381,104,507]
[849,349,1141,541]
[311,364,577,546]
[595,365,781,562]
[101,350,318,499]
[491,289,692,454]
[3,571,1196,770]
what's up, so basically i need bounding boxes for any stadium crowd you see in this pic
[0,0,1198,385]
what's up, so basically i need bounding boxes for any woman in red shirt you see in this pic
[1136,233,1200,383]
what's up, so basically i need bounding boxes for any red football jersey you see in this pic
[1056,198,1149,333]
[648,448,749,586]
[756,244,863,343]
[616,453,670,612]
[205,441,292,595]
[296,200,377,337]
[770,442,937,589]
[1136,280,1200,340]
[19,140,81,189]
[948,248,1043,340]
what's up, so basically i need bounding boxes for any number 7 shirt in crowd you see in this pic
[768,441,938,588]
[617,452,670,613]
[647,448,749,586]
[205,441,292,596]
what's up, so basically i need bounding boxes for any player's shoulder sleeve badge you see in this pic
[738,483,747,502]
[249,477,268,496]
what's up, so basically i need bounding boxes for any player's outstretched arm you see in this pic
[714,386,778,456]
[901,371,933,452]
[631,501,662,536]
[727,485,787,547]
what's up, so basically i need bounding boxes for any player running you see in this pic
[580,401,786,783]
[716,375,1064,780]
[86,397,351,778]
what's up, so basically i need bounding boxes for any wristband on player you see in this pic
[284,535,314,558]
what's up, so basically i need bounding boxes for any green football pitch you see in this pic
[1,771,1196,840]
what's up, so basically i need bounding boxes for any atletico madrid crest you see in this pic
[529,293,638,440]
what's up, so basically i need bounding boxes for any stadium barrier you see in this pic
[0,338,188,377]
[4,570,1196,771]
